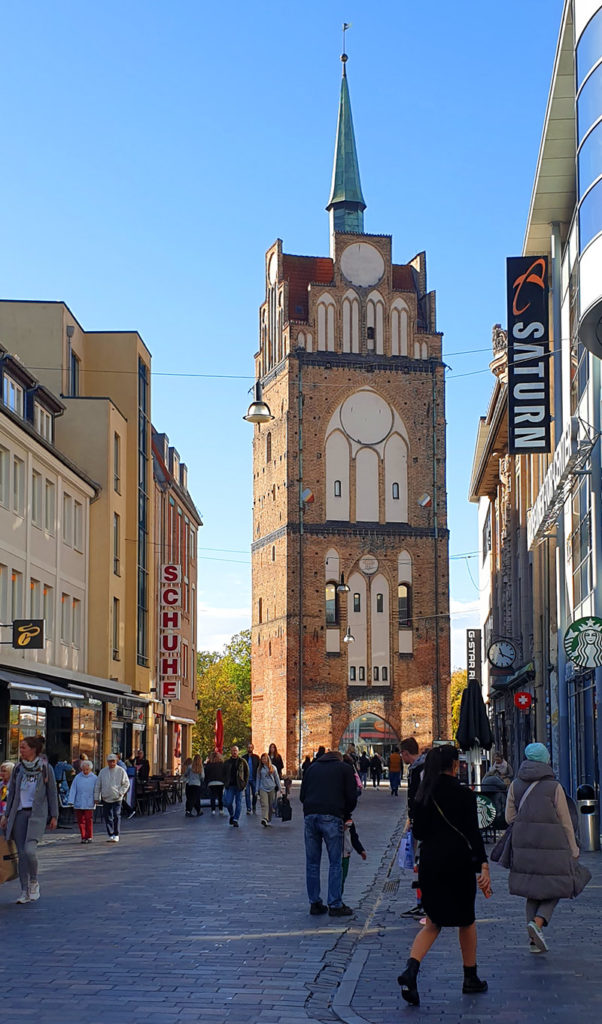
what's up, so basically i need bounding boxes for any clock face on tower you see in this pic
[487,640,517,669]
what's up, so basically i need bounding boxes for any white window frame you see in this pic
[31,469,42,527]
[44,480,55,533]
[12,457,24,516]
[3,375,24,416]
[34,403,53,442]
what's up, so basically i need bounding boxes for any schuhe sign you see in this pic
[506,256,551,454]
[160,564,181,700]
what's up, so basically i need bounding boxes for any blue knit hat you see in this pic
[524,742,550,763]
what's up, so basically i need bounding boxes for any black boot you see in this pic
[397,957,420,1006]
[462,965,488,994]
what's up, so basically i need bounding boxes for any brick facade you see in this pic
[251,232,450,774]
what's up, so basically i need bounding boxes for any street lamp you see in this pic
[243,381,273,424]
[337,573,350,594]
[343,626,355,643]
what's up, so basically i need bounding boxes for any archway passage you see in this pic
[339,712,400,760]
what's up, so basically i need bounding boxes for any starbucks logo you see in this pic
[476,795,496,829]
[564,616,602,668]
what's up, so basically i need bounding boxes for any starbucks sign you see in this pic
[564,616,602,668]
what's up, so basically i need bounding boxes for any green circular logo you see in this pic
[476,794,496,828]
[564,616,602,668]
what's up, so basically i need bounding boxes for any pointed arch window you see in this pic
[334,480,342,497]
[266,432,272,462]
[398,584,412,628]
[353,593,361,613]
[258,598,263,624]
[325,582,338,625]
[376,593,384,613]
[373,666,379,681]
[392,482,400,500]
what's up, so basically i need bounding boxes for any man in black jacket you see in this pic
[243,742,260,815]
[300,750,357,917]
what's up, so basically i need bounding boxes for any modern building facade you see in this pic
[250,58,450,772]
[152,428,202,771]
[0,300,159,764]
[471,0,602,797]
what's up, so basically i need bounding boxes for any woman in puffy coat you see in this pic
[505,742,588,954]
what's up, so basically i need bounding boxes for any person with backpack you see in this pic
[504,742,589,954]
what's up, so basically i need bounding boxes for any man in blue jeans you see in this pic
[300,749,358,916]
[222,745,249,827]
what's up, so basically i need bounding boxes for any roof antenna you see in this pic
[341,21,351,74]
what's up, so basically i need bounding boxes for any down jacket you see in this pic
[505,760,580,901]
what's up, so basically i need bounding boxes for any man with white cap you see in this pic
[94,754,130,843]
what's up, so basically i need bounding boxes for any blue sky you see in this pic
[0,1,564,664]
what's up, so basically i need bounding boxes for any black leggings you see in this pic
[185,784,201,814]
[209,784,224,810]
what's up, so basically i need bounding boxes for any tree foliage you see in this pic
[193,630,251,756]
[450,669,468,741]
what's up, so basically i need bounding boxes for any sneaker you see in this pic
[80,838,86,844]
[265,821,272,827]
[232,820,239,828]
[110,836,120,843]
[16,890,30,904]
[328,904,353,917]
[211,809,216,815]
[185,812,193,817]
[527,920,548,952]
[229,817,235,825]
[246,809,252,815]
[261,819,268,827]
[86,838,93,844]
[106,837,115,842]
[401,905,424,919]
[310,901,328,915]
[28,882,40,901]
[529,942,544,954]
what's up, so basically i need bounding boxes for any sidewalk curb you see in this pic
[305,809,406,1022]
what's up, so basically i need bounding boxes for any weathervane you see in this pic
[341,21,352,70]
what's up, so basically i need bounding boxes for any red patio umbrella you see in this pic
[214,708,224,754]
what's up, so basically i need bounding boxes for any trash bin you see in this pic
[576,784,600,852]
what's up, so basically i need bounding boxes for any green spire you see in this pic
[327,55,366,237]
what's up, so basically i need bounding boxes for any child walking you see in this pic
[342,817,367,891]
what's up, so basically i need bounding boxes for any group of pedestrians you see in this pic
[183,742,285,828]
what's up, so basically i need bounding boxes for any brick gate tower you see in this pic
[249,55,450,773]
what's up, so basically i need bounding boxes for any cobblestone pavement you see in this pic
[0,781,404,1024]
[3,784,600,1024]
[349,825,602,1023]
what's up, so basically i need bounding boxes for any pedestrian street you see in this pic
[2,784,601,1024]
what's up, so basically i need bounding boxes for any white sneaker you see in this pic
[110,835,120,843]
[28,882,40,901]
[211,809,216,815]
[527,920,548,952]
[16,890,30,904]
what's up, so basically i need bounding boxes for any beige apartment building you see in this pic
[0,300,154,762]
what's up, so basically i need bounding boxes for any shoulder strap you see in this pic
[517,780,539,812]
[432,798,474,852]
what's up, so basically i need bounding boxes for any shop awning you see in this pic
[165,715,196,726]
[67,681,149,705]
[0,670,84,705]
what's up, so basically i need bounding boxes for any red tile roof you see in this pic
[282,254,334,321]
[392,264,416,291]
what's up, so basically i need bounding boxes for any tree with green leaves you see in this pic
[450,669,468,741]
[193,629,251,756]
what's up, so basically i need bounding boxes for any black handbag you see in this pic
[433,799,482,870]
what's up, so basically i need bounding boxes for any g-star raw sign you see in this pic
[466,629,482,686]
[507,256,550,454]
[160,564,181,700]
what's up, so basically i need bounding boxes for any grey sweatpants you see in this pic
[526,897,558,926]
[12,809,39,890]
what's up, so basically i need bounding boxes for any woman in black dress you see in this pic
[398,745,491,1006]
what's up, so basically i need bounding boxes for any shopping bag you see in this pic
[0,837,18,884]
[398,830,414,870]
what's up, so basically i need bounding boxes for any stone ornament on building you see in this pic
[564,617,602,668]
[358,555,378,575]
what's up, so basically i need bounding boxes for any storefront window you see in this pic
[71,704,102,770]
[9,704,47,760]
